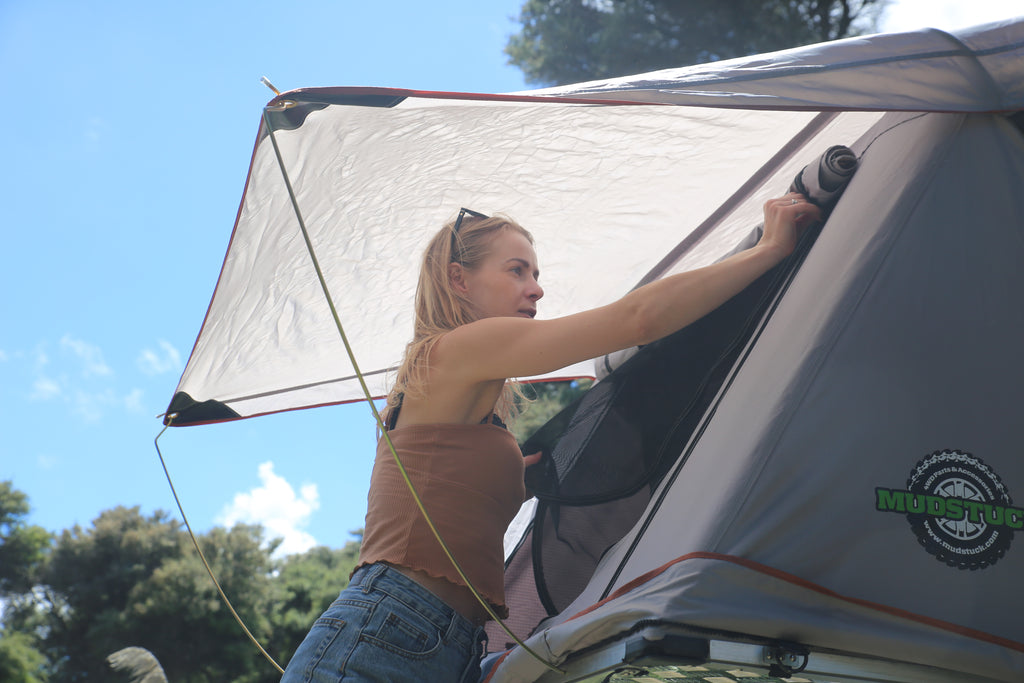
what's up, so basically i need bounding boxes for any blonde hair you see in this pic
[382,212,535,426]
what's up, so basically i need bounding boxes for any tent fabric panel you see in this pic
[658,111,880,279]
[538,21,1024,112]
[552,111,966,611]
[508,216,834,623]
[957,18,1024,108]
[168,20,1024,426]
[486,525,552,651]
[524,112,1024,680]
[493,111,879,627]
[717,112,1024,630]
[170,103,835,423]
[484,554,1023,683]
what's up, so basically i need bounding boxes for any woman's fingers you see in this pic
[759,192,822,256]
[766,193,821,221]
[523,451,543,467]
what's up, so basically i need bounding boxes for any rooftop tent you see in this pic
[481,22,1024,683]
[489,108,1024,683]
[165,15,1024,683]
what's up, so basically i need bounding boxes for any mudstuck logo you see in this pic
[876,450,1018,570]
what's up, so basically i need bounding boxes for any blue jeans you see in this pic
[280,563,487,682]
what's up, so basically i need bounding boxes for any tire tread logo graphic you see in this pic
[875,450,1019,570]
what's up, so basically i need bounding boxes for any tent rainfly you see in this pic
[166,17,1024,683]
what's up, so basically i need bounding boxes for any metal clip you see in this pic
[764,643,809,678]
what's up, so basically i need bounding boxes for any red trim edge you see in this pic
[566,551,1024,653]
[485,551,1023,681]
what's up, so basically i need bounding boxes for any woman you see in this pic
[281,194,821,682]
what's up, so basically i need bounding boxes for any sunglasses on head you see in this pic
[453,207,488,233]
[450,207,489,257]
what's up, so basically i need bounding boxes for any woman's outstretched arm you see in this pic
[436,193,821,383]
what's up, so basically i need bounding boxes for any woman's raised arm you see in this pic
[436,193,820,383]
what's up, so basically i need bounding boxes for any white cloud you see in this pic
[124,388,145,413]
[137,340,181,376]
[31,376,62,401]
[28,373,135,422]
[218,462,320,557]
[60,335,111,378]
[71,388,114,422]
[20,337,152,421]
[0,348,7,362]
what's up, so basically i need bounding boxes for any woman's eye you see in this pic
[511,267,522,275]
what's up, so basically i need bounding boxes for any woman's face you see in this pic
[461,230,544,319]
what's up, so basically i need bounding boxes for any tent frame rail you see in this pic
[526,624,1003,683]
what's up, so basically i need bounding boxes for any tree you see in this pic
[0,482,53,683]
[0,494,369,683]
[36,507,186,682]
[0,481,52,596]
[506,0,886,86]
[123,524,278,683]
[0,631,48,683]
[267,534,362,667]
[513,379,593,443]
[22,507,280,683]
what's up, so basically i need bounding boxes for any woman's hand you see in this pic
[758,192,822,259]
[523,451,543,467]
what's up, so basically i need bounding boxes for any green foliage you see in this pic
[0,481,53,596]
[0,631,48,683]
[0,501,353,683]
[512,379,593,443]
[34,507,186,681]
[506,0,886,85]
[124,524,278,683]
[267,536,362,665]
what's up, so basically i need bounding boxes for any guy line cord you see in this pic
[154,424,286,675]
[153,90,565,677]
[259,104,563,675]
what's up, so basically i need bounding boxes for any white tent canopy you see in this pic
[165,18,1024,426]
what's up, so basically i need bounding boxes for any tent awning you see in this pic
[165,19,1024,426]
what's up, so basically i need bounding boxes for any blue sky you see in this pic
[3,0,1021,558]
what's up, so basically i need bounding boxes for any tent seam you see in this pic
[567,32,1024,104]
[928,29,1007,110]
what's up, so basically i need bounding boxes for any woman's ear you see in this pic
[448,262,469,294]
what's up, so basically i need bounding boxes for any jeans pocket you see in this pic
[281,616,349,683]
[362,608,444,659]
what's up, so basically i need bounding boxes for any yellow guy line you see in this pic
[261,104,564,675]
[154,424,286,675]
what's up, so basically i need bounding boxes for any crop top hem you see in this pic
[350,559,510,619]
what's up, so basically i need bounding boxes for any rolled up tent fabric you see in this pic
[790,144,858,210]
